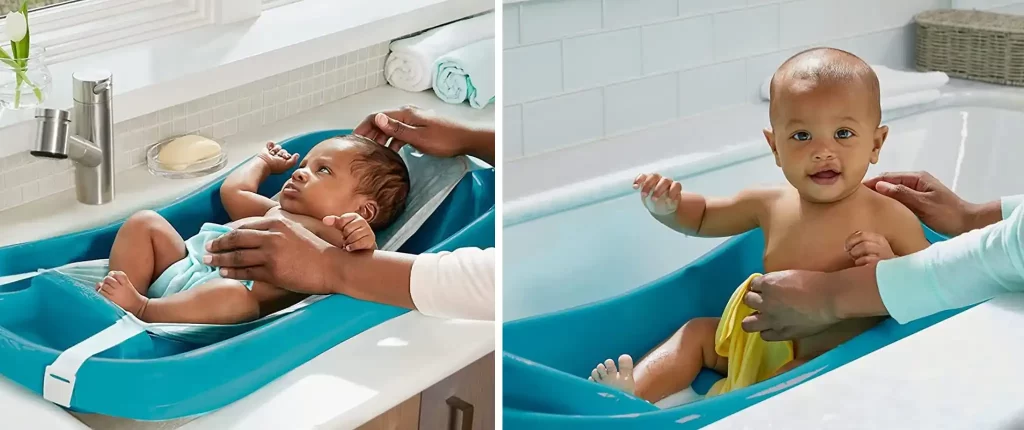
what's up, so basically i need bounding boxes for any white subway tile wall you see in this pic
[0,42,389,212]
[502,0,985,161]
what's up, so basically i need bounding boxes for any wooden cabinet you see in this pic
[417,352,494,430]
[358,352,495,430]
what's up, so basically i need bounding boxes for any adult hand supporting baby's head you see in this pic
[863,171,979,237]
[354,105,495,165]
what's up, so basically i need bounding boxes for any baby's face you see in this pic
[279,139,367,220]
[765,80,887,203]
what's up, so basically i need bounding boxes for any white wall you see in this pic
[503,0,1024,199]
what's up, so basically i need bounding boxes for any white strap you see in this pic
[43,316,146,407]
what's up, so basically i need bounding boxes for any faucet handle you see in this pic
[72,69,112,104]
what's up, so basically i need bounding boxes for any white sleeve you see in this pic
[409,247,495,321]
[1002,194,1024,220]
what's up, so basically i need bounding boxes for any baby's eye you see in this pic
[318,166,331,174]
[791,131,811,141]
[835,129,854,139]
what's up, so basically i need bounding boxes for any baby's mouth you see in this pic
[809,169,841,185]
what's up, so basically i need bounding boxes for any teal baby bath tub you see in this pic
[502,227,966,429]
[0,129,495,421]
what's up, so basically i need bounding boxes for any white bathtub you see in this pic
[503,86,1024,322]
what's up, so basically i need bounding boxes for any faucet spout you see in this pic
[28,69,115,205]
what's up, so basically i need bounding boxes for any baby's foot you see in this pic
[588,354,636,394]
[97,271,146,316]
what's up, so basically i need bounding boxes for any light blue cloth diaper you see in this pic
[148,222,254,298]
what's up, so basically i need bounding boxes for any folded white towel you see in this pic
[432,38,495,109]
[759,64,949,101]
[385,12,495,93]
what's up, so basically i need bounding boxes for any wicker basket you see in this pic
[915,9,1024,87]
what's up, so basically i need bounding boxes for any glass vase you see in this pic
[0,45,52,110]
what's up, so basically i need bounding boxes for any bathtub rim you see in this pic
[504,89,1024,227]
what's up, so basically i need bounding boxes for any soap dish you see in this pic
[146,134,227,179]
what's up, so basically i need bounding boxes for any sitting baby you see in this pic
[588,47,932,406]
[95,135,410,325]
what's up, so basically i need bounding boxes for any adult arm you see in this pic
[743,194,1024,340]
[204,218,495,320]
[875,195,1024,323]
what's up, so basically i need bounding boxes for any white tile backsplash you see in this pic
[562,28,643,91]
[603,0,678,29]
[504,105,525,160]
[713,5,780,61]
[0,41,389,212]
[642,15,714,74]
[605,73,678,135]
[505,42,564,104]
[520,0,603,44]
[504,0,964,162]
[522,89,604,155]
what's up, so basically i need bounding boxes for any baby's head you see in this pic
[279,135,410,230]
[764,47,888,203]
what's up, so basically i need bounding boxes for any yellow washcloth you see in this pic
[707,273,794,397]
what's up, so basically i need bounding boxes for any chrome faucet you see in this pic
[31,70,114,205]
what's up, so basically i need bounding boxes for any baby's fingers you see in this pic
[651,178,674,200]
[639,174,662,197]
[323,213,360,229]
[669,181,682,198]
[345,232,376,252]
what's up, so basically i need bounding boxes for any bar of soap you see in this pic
[159,135,221,171]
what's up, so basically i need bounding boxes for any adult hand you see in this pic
[354,105,495,165]
[863,171,977,236]
[354,105,466,157]
[742,271,840,341]
[204,217,339,295]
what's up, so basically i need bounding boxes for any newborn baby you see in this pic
[590,48,932,405]
[97,135,410,324]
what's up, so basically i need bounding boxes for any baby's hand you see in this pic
[633,172,681,215]
[845,231,895,266]
[323,213,377,252]
[257,141,299,174]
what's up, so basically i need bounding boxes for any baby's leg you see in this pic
[591,318,725,404]
[101,275,260,324]
[108,210,187,296]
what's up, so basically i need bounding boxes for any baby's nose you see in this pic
[292,168,309,182]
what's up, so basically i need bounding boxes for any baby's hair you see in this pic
[769,47,881,125]
[336,135,411,230]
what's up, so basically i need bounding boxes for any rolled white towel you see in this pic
[432,38,495,109]
[758,64,949,101]
[385,12,495,93]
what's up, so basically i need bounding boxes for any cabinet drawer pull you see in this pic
[446,395,474,430]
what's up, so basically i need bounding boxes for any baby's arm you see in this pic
[634,172,774,237]
[221,142,298,220]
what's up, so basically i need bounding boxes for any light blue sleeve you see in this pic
[876,195,1024,324]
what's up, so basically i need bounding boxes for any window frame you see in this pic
[1,0,262,63]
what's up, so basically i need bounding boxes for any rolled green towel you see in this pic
[432,38,495,109]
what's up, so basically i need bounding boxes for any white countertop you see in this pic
[708,293,1024,430]
[0,85,495,429]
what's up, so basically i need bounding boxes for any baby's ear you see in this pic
[763,128,781,167]
[359,201,380,224]
[870,125,889,164]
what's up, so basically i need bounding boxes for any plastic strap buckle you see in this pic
[42,316,146,407]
